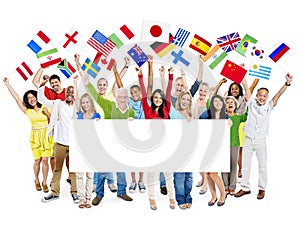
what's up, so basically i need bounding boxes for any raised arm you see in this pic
[249,78,259,94]
[211,78,227,98]
[166,67,174,108]
[272,73,293,107]
[111,56,130,97]
[159,65,166,94]
[189,55,204,97]
[3,77,26,113]
[74,53,82,71]
[147,55,154,100]
[181,69,188,91]
[73,75,81,112]
[32,67,44,88]
[241,77,251,101]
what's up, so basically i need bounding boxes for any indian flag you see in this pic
[36,48,62,68]
[202,45,228,70]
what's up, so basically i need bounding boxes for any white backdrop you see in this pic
[1,0,299,224]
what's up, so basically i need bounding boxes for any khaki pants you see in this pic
[51,143,77,196]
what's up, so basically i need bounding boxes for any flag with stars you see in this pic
[87,30,116,57]
[235,34,257,56]
[127,44,148,67]
[220,60,247,84]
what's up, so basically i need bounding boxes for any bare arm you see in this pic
[32,67,44,88]
[111,57,130,97]
[272,73,293,107]
[181,69,188,91]
[249,78,259,94]
[197,55,204,82]
[211,78,227,97]
[74,53,82,71]
[147,55,153,100]
[3,77,26,113]
[159,66,166,94]
[73,75,81,112]
[241,77,251,101]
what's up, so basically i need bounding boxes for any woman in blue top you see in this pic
[74,76,100,208]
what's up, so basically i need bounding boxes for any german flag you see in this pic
[150,33,175,58]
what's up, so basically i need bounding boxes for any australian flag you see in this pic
[127,44,148,67]
[216,32,241,53]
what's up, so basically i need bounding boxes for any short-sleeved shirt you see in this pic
[243,97,274,138]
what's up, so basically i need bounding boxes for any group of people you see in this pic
[3,51,293,209]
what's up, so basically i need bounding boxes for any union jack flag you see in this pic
[216,32,241,53]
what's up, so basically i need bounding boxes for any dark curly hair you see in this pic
[227,82,244,98]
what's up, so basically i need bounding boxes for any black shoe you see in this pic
[41,193,59,203]
[66,179,71,185]
[117,194,133,201]
[208,198,217,206]
[160,186,167,195]
[71,194,80,204]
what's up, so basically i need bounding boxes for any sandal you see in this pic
[186,203,192,209]
[78,203,85,208]
[85,199,92,208]
[149,199,157,210]
[169,199,175,209]
[179,204,187,209]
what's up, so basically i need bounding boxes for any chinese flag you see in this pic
[220,60,247,84]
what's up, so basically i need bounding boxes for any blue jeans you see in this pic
[174,172,193,205]
[95,172,126,196]
[160,172,166,187]
[93,172,114,185]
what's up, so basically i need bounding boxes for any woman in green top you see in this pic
[221,96,247,196]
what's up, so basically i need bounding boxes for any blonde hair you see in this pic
[80,93,97,113]
[176,91,193,117]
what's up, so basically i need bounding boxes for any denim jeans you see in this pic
[93,172,114,185]
[116,172,127,195]
[173,172,193,205]
[159,172,166,187]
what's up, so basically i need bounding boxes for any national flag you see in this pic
[127,44,148,67]
[235,34,257,56]
[27,30,50,54]
[220,60,247,84]
[81,58,101,78]
[36,48,62,68]
[141,19,170,42]
[57,59,76,78]
[216,32,241,53]
[59,28,82,52]
[108,24,135,48]
[150,33,175,57]
[16,62,33,81]
[170,50,190,67]
[248,63,272,80]
[189,34,212,56]
[202,45,228,70]
[246,43,267,62]
[93,52,116,71]
[87,30,116,57]
[269,42,290,63]
[172,28,190,47]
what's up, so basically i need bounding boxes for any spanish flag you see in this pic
[189,34,212,56]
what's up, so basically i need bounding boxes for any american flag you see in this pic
[216,32,241,53]
[172,28,190,47]
[87,30,116,57]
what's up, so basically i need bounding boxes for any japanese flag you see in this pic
[141,19,170,42]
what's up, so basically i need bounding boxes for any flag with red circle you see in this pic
[141,19,170,42]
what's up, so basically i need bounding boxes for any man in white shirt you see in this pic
[235,73,293,200]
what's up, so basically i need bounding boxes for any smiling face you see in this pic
[49,78,62,93]
[230,83,241,98]
[130,86,141,102]
[81,96,91,112]
[26,93,37,107]
[256,88,269,106]
[179,93,191,110]
[173,78,184,95]
[199,84,208,100]
[65,86,74,104]
[116,89,129,111]
[225,97,236,114]
[97,78,108,96]
[213,96,224,111]
[153,92,163,107]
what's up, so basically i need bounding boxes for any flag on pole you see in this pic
[27,30,50,54]
[269,42,290,63]
[57,59,76,78]
[216,32,241,53]
[16,62,33,81]
[36,48,62,68]
[189,34,212,56]
[127,44,148,67]
[235,34,257,56]
[81,58,101,78]
[109,25,134,48]
[220,60,247,84]
[202,45,228,70]
[248,63,272,80]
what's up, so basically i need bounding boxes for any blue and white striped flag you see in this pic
[171,28,190,47]
[248,63,272,80]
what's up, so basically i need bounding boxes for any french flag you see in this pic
[269,43,290,63]
[27,30,50,54]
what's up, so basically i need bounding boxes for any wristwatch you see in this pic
[285,81,291,86]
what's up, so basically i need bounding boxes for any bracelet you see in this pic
[285,81,291,86]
